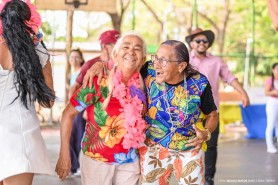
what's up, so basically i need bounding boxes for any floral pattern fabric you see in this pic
[139,143,205,185]
[144,64,209,151]
[70,74,144,164]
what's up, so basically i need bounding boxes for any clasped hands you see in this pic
[55,152,71,181]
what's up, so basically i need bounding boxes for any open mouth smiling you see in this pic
[124,56,136,62]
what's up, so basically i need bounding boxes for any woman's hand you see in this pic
[185,124,207,153]
[82,61,106,89]
[55,152,71,181]
[55,102,79,180]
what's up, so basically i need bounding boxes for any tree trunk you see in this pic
[198,0,230,55]
[108,12,122,31]
[140,0,163,42]
[65,10,74,104]
[218,0,231,54]
[108,0,131,31]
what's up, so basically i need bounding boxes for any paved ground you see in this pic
[33,126,278,185]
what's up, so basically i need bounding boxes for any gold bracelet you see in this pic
[204,128,211,141]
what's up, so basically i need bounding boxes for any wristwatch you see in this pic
[204,128,211,141]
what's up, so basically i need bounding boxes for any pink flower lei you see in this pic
[112,70,146,149]
[0,0,43,45]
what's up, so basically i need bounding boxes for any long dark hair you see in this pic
[1,0,55,108]
[271,63,278,89]
[161,40,197,76]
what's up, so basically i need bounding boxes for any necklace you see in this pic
[162,73,189,133]
[112,70,146,149]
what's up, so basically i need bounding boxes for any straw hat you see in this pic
[185,28,215,48]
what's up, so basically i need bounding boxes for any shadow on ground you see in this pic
[33,125,278,185]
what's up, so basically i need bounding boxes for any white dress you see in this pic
[0,45,53,180]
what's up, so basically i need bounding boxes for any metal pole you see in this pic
[250,0,255,86]
[193,0,198,29]
[48,10,57,125]
[65,10,74,104]
[131,0,135,30]
[251,0,255,54]
[244,38,252,89]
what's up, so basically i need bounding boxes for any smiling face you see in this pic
[154,44,187,84]
[114,35,146,74]
[190,34,209,55]
[69,51,83,69]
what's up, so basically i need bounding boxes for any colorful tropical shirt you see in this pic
[143,63,216,151]
[70,76,139,165]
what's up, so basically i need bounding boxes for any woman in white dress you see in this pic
[0,0,55,184]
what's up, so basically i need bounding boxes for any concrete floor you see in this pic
[32,127,278,185]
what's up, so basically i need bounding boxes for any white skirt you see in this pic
[0,71,53,180]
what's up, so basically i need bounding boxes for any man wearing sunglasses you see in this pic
[186,28,250,185]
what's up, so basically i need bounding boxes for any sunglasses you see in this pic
[194,39,209,44]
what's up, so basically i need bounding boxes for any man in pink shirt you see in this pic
[186,28,250,185]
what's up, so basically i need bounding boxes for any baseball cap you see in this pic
[99,30,120,45]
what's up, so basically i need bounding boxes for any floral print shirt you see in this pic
[143,63,216,151]
[70,76,139,165]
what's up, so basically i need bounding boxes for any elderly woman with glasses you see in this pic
[81,39,218,185]
[139,40,218,185]
[55,31,147,185]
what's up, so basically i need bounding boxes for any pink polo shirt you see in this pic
[190,50,236,109]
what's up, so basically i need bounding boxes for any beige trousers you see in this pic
[80,153,140,185]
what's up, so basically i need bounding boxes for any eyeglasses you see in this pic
[151,55,180,67]
[194,39,209,44]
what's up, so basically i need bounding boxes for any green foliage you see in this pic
[55,36,65,42]
[73,36,88,42]
[41,0,278,86]
[41,21,52,35]
[193,0,278,84]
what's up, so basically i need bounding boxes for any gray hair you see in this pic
[102,31,146,110]
[111,31,147,60]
